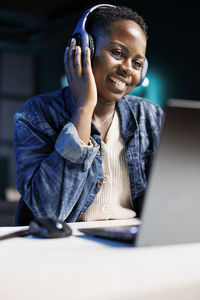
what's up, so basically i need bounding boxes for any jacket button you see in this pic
[102,204,109,213]
[96,150,100,156]
[103,175,109,184]
[96,181,102,188]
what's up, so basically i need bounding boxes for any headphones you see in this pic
[69,4,148,86]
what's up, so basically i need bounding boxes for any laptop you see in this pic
[79,99,200,246]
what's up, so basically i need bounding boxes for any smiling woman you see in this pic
[14,4,164,225]
[92,20,147,105]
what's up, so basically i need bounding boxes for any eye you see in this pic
[111,49,123,59]
[133,60,143,69]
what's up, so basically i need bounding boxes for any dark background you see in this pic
[0,0,199,101]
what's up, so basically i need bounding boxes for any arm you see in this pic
[64,39,97,144]
[14,113,100,221]
[15,39,99,220]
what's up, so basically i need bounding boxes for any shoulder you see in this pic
[18,87,71,114]
[123,94,163,114]
[117,95,164,133]
[15,87,73,126]
[120,95,164,127]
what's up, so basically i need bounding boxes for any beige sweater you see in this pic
[79,110,136,221]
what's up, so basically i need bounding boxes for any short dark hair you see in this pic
[86,5,148,42]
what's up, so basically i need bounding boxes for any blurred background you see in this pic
[0,0,199,224]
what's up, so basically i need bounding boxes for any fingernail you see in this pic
[71,38,75,45]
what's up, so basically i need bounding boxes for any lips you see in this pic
[109,76,127,89]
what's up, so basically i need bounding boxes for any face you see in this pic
[92,20,147,102]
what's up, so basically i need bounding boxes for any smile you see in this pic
[109,77,126,89]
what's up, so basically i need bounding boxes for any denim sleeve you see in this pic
[55,122,98,166]
[14,114,100,221]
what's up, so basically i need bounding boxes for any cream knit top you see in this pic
[79,110,136,221]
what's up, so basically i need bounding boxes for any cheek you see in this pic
[92,55,107,71]
[131,70,143,88]
[92,56,108,85]
[123,72,141,93]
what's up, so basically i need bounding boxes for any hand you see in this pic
[64,38,97,111]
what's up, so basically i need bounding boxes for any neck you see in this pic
[92,99,116,132]
[93,98,116,118]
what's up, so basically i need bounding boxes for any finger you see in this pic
[83,47,92,76]
[64,47,71,81]
[74,46,82,77]
[65,39,76,81]
[68,38,76,65]
[64,46,69,68]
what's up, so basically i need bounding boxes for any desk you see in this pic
[0,219,200,300]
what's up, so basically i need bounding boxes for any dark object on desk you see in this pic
[0,228,30,241]
[0,218,72,241]
[29,218,72,238]
[79,225,139,244]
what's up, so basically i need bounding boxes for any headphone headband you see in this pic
[72,4,116,51]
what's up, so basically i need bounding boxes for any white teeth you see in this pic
[109,77,126,88]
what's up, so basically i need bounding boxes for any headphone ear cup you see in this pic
[88,34,95,60]
[136,57,148,86]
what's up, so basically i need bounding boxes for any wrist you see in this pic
[73,103,95,117]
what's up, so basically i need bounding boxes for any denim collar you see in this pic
[117,97,138,139]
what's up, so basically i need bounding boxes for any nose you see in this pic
[117,59,133,77]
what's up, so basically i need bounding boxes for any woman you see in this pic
[14,5,164,225]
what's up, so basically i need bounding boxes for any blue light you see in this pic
[129,71,166,107]
[60,74,68,88]
[129,227,138,234]
[142,77,149,87]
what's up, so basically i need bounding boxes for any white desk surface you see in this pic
[0,219,200,300]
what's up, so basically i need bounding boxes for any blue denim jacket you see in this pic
[14,87,164,225]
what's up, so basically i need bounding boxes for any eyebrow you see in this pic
[109,41,145,60]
